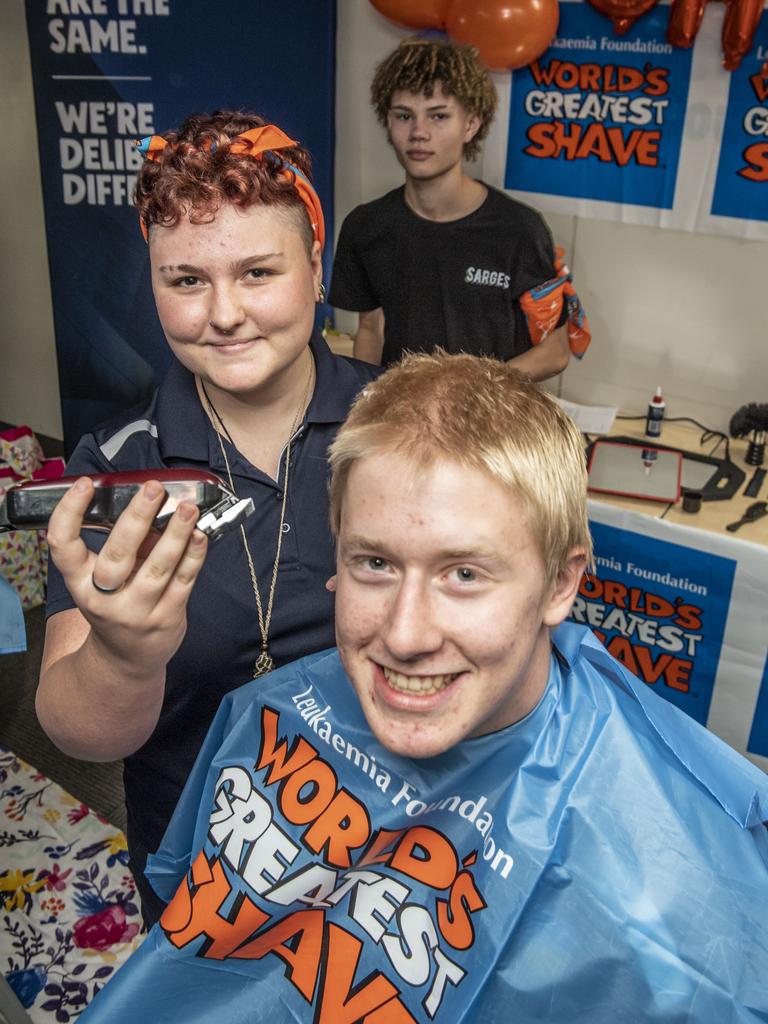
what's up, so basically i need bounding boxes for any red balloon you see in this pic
[667,0,707,48]
[368,0,452,30]
[586,0,661,35]
[722,0,764,70]
[445,0,560,70]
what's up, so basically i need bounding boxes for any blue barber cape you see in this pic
[82,624,768,1022]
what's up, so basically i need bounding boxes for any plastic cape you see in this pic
[81,623,768,1023]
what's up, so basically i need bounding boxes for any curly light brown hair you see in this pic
[371,38,498,161]
[134,110,315,249]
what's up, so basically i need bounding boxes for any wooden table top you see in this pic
[589,418,768,546]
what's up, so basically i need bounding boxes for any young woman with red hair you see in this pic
[37,110,377,926]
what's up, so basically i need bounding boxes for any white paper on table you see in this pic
[555,398,618,435]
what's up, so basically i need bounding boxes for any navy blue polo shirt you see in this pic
[46,331,378,919]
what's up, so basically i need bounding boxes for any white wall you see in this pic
[0,1,61,439]
[334,0,768,432]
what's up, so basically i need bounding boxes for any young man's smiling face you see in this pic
[334,451,581,759]
[386,83,480,182]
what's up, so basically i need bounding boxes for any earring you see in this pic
[317,283,326,304]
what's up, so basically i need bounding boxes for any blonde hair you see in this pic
[371,38,498,161]
[329,352,593,587]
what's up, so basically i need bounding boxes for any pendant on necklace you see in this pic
[253,650,275,678]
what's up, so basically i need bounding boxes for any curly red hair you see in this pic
[134,110,315,248]
[371,39,497,161]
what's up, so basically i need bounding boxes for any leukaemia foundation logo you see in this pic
[159,704,496,1020]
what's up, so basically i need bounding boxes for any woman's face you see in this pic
[150,202,322,400]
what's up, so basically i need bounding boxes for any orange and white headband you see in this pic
[134,124,325,248]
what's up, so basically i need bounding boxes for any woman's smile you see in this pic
[150,202,322,401]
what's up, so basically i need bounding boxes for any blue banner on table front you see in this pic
[747,653,768,757]
[571,522,736,724]
[24,1,336,454]
[505,2,693,208]
[710,12,768,222]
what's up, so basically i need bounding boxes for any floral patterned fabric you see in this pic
[0,748,144,1021]
[0,425,65,610]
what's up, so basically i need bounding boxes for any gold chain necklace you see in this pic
[199,360,314,678]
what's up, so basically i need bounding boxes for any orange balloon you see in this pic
[446,0,560,70]
[368,0,452,30]
[586,0,661,35]
[722,0,763,70]
[667,0,706,48]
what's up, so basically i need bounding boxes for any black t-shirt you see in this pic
[329,184,558,366]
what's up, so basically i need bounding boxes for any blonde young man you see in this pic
[329,38,575,379]
[80,354,767,1023]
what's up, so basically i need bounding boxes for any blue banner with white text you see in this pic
[487,0,768,239]
[711,11,768,222]
[572,521,736,724]
[25,0,336,453]
[505,2,692,209]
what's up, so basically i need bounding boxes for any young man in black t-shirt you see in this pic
[329,38,573,379]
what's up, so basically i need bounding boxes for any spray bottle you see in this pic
[645,386,666,439]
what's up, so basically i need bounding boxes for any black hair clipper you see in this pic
[0,469,253,543]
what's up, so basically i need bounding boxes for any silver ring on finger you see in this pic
[91,573,125,595]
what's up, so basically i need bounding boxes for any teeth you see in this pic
[383,667,457,695]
